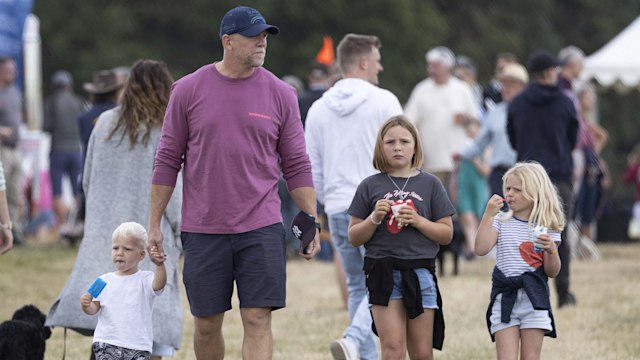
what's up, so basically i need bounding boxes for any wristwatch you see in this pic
[305,213,322,232]
[1,222,12,231]
[308,214,322,233]
[308,215,322,233]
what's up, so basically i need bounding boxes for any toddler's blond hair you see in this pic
[112,222,147,249]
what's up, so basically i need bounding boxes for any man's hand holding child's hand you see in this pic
[149,246,166,266]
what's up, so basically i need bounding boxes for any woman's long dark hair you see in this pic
[107,59,173,149]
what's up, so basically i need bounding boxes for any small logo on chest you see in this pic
[248,112,272,120]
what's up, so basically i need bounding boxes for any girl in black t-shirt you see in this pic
[348,115,455,358]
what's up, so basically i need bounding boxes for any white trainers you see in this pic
[330,338,360,360]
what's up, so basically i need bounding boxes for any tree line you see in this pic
[34,0,640,208]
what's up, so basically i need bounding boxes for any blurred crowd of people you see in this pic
[0,57,131,248]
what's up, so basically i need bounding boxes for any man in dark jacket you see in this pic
[507,50,579,308]
[298,61,331,126]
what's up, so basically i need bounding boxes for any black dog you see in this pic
[0,304,51,360]
[436,219,465,276]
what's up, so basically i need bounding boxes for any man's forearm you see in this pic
[289,186,317,217]
[149,184,175,228]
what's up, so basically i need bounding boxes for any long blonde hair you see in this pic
[503,162,565,231]
[107,59,173,149]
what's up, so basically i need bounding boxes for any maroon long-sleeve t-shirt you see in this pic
[152,64,313,234]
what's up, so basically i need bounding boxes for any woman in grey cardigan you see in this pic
[46,60,183,359]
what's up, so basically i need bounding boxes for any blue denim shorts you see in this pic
[389,268,438,309]
[490,288,552,334]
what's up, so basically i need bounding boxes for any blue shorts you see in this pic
[49,150,82,196]
[490,288,552,334]
[181,223,287,317]
[389,268,438,309]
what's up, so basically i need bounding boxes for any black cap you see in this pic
[526,50,561,74]
[291,211,320,254]
[219,6,279,38]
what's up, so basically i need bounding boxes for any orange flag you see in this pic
[316,36,335,65]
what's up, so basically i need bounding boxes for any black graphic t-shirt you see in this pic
[349,171,456,259]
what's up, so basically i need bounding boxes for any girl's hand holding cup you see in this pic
[394,203,418,227]
[370,199,394,225]
[533,229,557,254]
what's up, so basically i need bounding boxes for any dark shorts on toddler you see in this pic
[181,223,287,317]
[92,342,150,360]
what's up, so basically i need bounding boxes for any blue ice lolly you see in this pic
[88,277,107,298]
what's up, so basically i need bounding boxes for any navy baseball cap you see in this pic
[526,50,561,74]
[291,211,320,254]
[219,6,280,38]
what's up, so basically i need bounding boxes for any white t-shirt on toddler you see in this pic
[93,270,163,352]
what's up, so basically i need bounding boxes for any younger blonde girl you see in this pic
[475,161,564,360]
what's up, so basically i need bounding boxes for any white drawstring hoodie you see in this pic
[305,78,403,216]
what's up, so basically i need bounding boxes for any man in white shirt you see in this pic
[305,33,403,360]
[405,46,479,191]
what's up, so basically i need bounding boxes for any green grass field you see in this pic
[1,240,639,359]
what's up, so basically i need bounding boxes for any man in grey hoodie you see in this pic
[305,33,403,360]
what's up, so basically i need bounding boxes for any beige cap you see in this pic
[498,63,528,84]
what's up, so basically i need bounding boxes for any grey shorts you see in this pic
[181,223,287,317]
[490,288,553,334]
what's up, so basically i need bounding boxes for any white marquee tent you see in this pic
[581,15,640,93]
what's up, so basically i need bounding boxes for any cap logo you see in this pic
[245,8,264,24]
[292,225,302,239]
[220,6,279,37]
